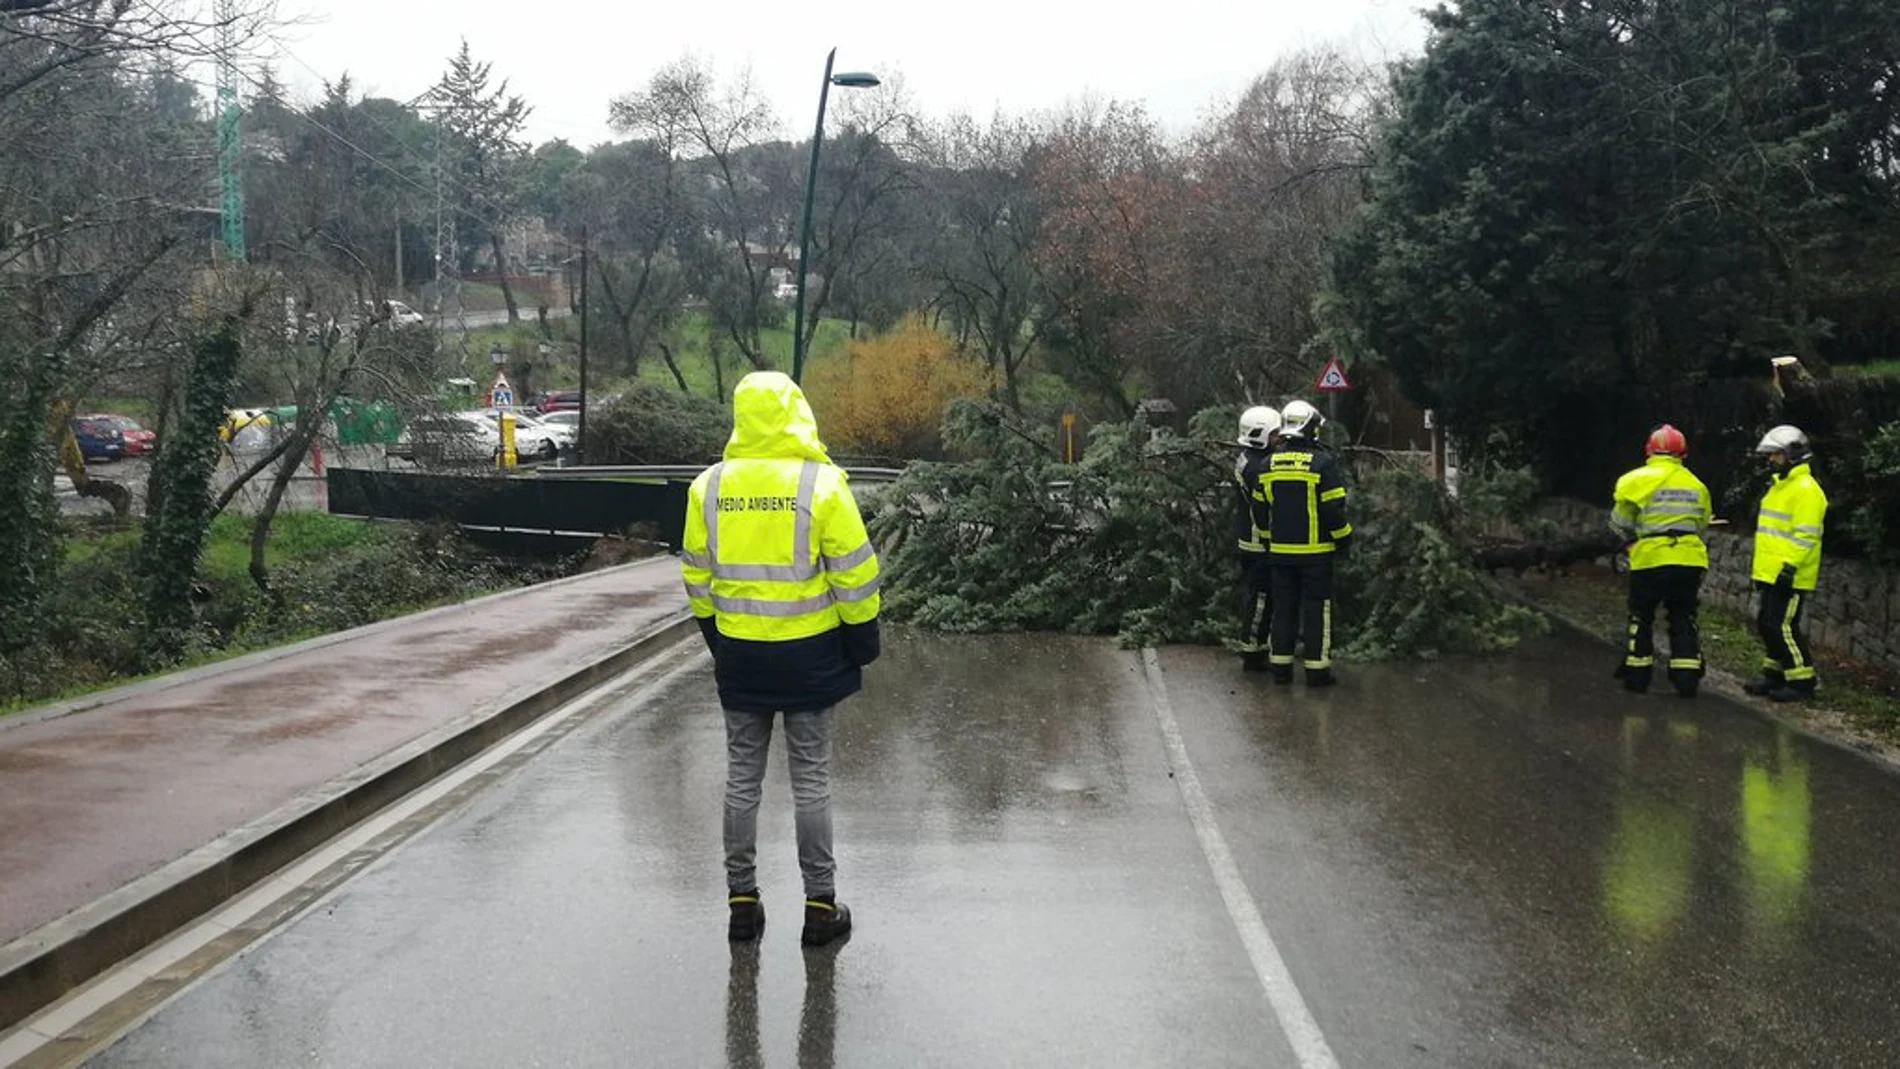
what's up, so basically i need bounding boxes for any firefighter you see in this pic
[681,371,882,947]
[1259,399,1351,686]
[1234,406,1281,671]
[1608,424,1713,697]
[1744,425,1828,702]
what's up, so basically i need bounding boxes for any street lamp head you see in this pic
[489,343,506,366]
[831,71,880,88]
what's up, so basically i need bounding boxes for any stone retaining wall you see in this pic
[1537,498,1900,672]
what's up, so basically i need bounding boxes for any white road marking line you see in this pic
[1141,647,1342,1069]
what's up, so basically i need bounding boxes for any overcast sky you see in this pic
[263,0,1431,148]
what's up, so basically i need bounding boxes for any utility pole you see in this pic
[577,226,589,464]
[215,0,245,262]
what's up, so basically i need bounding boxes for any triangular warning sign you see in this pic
[1315,358,1352,392]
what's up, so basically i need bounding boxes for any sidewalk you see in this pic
[0,557,689,1028]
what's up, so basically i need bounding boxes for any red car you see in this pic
[532,389,583,414]
[87,414,156,456]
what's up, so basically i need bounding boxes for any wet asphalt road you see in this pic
[89,628,1900,1067]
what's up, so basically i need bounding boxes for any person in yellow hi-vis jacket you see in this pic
[1608,424,1712,697]
[1744,425,1828,703]
[681,372,881,948]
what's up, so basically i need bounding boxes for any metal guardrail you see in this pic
[532,464,909,484]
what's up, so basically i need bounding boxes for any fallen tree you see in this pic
[867,401,1549,657]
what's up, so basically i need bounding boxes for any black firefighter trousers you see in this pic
[1237,555,1272,667]
[1268,555,1335,683]
[1616,564,1705,694]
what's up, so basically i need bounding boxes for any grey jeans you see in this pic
[724,707,835,898]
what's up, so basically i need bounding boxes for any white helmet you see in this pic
[1237,406,1281,448]
[1756,424,1811,461]
[1280,399,1323,437]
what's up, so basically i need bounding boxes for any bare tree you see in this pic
[913,112,1049,411]
[612,58,786,369]
[567,137,696,390]
[1177,48,1385,406]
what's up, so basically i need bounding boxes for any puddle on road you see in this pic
[1165,634,1900,1066]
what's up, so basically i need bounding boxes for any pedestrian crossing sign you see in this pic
[1315,358,1352,392]
[490,371,514,409]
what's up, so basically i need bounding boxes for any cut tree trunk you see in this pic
[1472,530,1624,576]
[491,232,520,323]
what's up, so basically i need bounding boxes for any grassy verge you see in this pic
[1840,359,1900,378]
[445,311,861,398]
[1505,563,1900,758]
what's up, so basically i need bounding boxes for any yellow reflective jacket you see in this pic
[682,373,881,641]
[1609,455,1711,570]
[1752,463,1827,590]
[681,374,881,712]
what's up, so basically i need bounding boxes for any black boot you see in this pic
[1768,680,1817,703]
[1241,651,1268,672]
[802,896,852,947]
[728,891,764,942]
[1614,663,1650,694]
[1304,668,1336,688]
[1743,674,1784,697]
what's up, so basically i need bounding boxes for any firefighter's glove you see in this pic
[1774,563,1796,593]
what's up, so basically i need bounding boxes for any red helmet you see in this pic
[1646,424,1688,457]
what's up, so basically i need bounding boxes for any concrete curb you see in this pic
[1,555,676,734]
[0,609,696,1033]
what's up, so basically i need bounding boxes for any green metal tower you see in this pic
[216,0,244,262]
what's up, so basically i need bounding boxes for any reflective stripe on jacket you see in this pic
[1752,463,1827,589]
[1257,438,1351,556]
[1235,449,1271,555]
[1609,455,1711,570]
[683,459,880,641]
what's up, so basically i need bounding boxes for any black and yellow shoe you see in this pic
[801,897,852,947]
[728,891,764,942]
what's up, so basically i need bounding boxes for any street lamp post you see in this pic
[791,50,879,384]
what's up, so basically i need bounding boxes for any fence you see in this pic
[327,468,692,549]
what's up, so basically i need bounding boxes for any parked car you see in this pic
[71,416,125,462]
[467,410,561,460]
[87,414,155,456]
[317,299,428,341]
[530,389,583,414]
[221,408,275,450]
[381,299,426,326]
[494,409,575,454]
[390,413,500,465]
